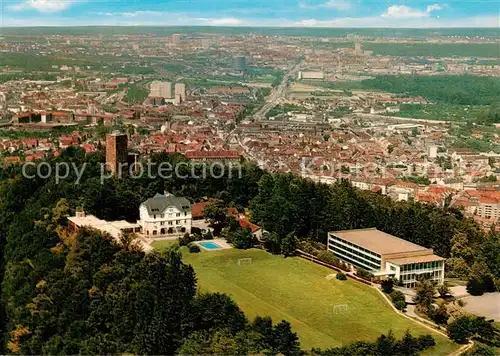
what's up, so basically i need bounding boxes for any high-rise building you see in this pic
[428,145,438,159]
[355,42,363,55]
[172,33,182,43]
[0,92,6,110]
[87,103,97,115]
[106,132,128,177]
[174,83,186,102]
[149,81,161,97]
[233,55,246,72]
[149,81,172,99]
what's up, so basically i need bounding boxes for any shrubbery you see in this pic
[447,315,498,344]
[355,268,373,282]
[336,273,347,281]
[179,233,195,246]
[188,244,201,253]
[297,241,350,271]
[312,329,436,355]
[428,302,449,325]
[394,300,406,311]
[389,290,406,311]
[231,228,254,249]
[316,250,338,265]
[390,290,405,304]
[381,279,394,294]
[416,334,436,349]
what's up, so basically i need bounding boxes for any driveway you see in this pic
[462,292,500,321]
[450,286,469,299]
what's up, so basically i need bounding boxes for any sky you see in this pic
[0,0,499,27]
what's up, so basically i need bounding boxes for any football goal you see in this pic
[237,258,253,265]
[332,304,349,314]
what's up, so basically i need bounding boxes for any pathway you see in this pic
[374,287,474,355]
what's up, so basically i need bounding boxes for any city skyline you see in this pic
[1,0,499,28]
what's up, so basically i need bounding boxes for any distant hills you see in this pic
[1,26,499,39]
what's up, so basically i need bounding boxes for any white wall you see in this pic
[139,204,192,236]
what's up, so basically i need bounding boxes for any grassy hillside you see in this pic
[182,248,458,353]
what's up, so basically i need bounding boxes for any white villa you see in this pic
[139,192,192,237]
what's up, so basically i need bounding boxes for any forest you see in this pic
[362,75,500,106]
[1,148,499,354]
[0,149,302,354]
[250,173,500,295]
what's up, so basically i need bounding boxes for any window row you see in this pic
[329,239,380,265]
[152,212,187,219]
[159,220,187,226]
[332,250,377,271]
[400,261,443,272]
[401,271,442,282]
[331,246,380,271]
[329,235,381,259]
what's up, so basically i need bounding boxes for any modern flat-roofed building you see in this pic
[327,228,445,288]
[68,211,142,239]
[150,81,172,99]
[174,83,186,102]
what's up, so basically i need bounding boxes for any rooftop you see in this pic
[141,192,191,215]
[386,254,445,265]
[330,228,430,256]
[191,201,210,219]
[68,215,140,239]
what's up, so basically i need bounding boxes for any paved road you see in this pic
[462,292,500,321]
[252,61,302,121]
[355,113,452,125]
[228,60,301,162]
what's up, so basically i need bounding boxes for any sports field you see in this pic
[182,248,458,354]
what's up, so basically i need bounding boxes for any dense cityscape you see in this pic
[0,16,499,356]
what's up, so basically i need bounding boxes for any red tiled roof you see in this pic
[191,202,210,219]
[3,156,21,164]
[185,150,240,160]
[479,197,499,204]
[227,208,239,217]
[25,152,45,162]
[60,137,74,145]
[81,144,96,153]
[239,218,261,233]
[52,111,70,117]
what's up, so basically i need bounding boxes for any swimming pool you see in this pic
[197,241,224,250]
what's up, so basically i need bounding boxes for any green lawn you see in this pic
[151,239,179,250]
[182,248,458,353]
[124,83,149,103]
[394,103,486,122]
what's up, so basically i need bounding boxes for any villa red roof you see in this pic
[25,152,45,162]
[191,202,210,219]
[239,218,261,233]
[3,156,21,164]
